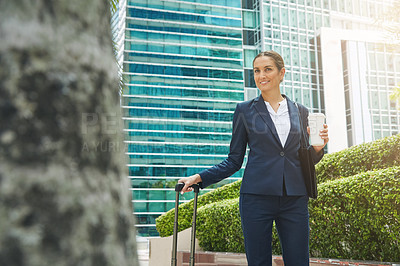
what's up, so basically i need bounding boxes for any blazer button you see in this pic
[280,151,285,157]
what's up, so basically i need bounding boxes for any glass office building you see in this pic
[342,41,399,146]
[115,0,400,236]
[120,0,245,236]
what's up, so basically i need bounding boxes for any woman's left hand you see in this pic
[307,124,329,153]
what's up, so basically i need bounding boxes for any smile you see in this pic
[260,81,269,84]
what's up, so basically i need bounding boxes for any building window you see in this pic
[244,69,256,88]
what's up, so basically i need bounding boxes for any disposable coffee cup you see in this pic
[308,113,325,146]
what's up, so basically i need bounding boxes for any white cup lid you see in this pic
[308,113,325,118]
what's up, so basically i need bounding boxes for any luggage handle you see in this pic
[175,183,200,193]
[171,183,200,266]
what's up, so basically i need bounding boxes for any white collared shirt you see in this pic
[264,98,291,147]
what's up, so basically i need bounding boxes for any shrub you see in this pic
[196,198,244,253]
[316,134,400,183]
[155,179,241,237]
[196,198,281,254]
[309,166,400,262]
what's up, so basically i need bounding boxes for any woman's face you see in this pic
[253,56,285,94]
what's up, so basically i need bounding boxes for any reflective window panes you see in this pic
[380,92,388,110]
[123,85,244,100]
[307,12,314,30]
[127,154,230,166]
[298,11,306,29]
[124,75,243,90]
[323,0,329,9]
[244,69,256,88]
[125,63,243,80]
[290,9,297,27]
[291,49,299,67]
[123,108,234,122]
[282,31,290,42]
[244,49,257,68]
[122,97,238,111]
[124,120,233,133]
[281,8,289,27]
[243,30,257,45]
[264,5,271,23]
[127,7,241,27]
[300,49,309,68]
[243,10,257,28]
[125,31,243,49]
[272,6,280,24]
[128,0,241,18]
[125,19,242,39]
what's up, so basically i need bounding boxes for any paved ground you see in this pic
[136,236,400,266]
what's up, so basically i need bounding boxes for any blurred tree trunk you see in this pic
[0,1,138,265]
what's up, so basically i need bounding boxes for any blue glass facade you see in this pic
[117,0,400,236]
[122,0,244,236]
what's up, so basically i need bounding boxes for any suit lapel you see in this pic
[285,98,301,148]
[253,95,281,146]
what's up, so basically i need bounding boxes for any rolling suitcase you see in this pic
[171,183,200,266]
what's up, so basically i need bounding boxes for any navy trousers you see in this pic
[239,193,309,266]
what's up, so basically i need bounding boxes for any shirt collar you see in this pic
[265,97,286,105]
[264,98,288,114]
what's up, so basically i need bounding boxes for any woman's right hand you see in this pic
[178,174,202,193]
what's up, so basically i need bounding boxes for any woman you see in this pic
[178,51,329,266]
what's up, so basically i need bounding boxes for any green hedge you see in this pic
[196,198,244,252]
[155,180,241,237]
[309,166,400,262]
[194,166,400,262]
[196,198,282,254]
[316,134,400,183]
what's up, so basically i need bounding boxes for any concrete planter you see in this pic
[149,228,202,266]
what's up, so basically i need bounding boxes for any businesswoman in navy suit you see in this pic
[179,51,329,266]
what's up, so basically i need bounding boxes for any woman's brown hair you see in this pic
[252,50,285,71]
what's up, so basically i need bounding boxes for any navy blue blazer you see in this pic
[198,95,323,196]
